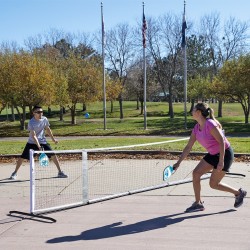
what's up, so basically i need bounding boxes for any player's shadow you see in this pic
[0,178,30,184]
[0,176,62,184]
[47,209,236,243]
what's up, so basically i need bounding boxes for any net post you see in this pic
[29,149,35,214]
[82,150,89,203]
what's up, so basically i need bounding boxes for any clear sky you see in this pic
[1,0,249,46]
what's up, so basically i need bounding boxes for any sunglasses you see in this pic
[34,111,43,114]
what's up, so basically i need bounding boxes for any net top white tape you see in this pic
[34,137,189,154]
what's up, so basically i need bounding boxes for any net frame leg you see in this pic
[30,149,35,214]
[82,150,89,203]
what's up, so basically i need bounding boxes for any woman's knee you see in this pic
[193,160,213,179]
[192,169,203,180]
[209,179,218,189]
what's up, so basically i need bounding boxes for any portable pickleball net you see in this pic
[9,138,211,219]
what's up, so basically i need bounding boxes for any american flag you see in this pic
[142,11,147,48]
[102,17,105,36]
[181,14,187,48]
[101,3,105,44]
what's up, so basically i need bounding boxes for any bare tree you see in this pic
[125,58,157,115]
[221,17,249,61]
[200,13,249,116]
[105,23,135,119]
[147,14,184,118]
[24,33,44,52]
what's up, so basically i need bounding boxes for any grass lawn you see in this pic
[0,101,249,154]
[0,136,249,155]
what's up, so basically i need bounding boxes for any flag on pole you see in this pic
[181,13,187,48]
[101,4,105,44]
[142,8,147,48]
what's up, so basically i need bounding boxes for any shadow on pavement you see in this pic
[47,209,236,243]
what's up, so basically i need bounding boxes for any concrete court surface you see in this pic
[0,160,249,250]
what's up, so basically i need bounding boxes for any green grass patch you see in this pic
[0,137,249,155]
[0,102,249,137]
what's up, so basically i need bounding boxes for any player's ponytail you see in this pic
[208,107,222,129]
[195,103,222,129]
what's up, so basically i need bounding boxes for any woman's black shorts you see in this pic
[21,143,54,160]
[203,146,234,172]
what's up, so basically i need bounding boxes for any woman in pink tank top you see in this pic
[173,102,247,212]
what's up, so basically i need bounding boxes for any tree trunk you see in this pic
[140,99,143,115]
[189,99,195,113]
[82,103,86,111]
[218,100,223,117]
[168,99,174,118]
[11,105,15,121]
[118,94,123,119]
[241,97,250,124]
[110,101,114,113]
[48,106,52,117]
[28,105,33,119]
[14,105,26,130]
[168,86,174,118]
[71,105,76,125]
[136,96,139,110]
[59,106,64,121]
[6,105,9,121]
[20,106,26,130]
[245,114,249,124]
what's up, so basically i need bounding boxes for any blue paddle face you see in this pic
[39,152,49,167]
[163,165,174,181]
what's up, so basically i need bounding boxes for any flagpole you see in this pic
[101,2,106,130]
[142,2,147,130]
[182,0,187,129]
